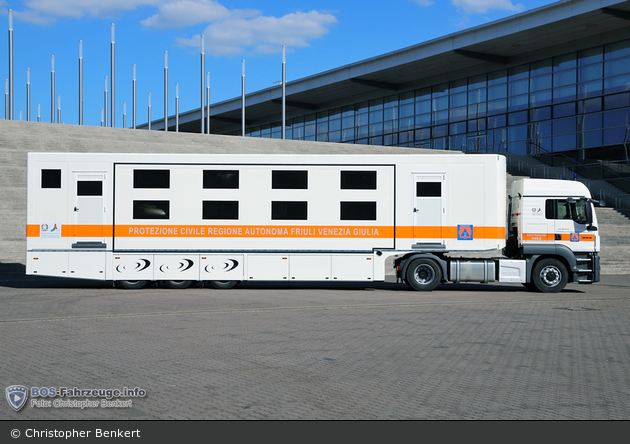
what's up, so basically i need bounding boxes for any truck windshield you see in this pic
[545,199,588,224]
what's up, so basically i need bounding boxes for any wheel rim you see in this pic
[413,264,435,285]
[540,265,561,287]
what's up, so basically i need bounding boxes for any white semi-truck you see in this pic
[25,152,600,292]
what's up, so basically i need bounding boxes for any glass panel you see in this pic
[329,119,341,132]
[468,88,486,103]
[579,46,603,65]
[340,202,377,221]
[416,182,441,197]
[357,113,369,126]
[508,94,528,111]
[416,113,432,128]
[77,181,102,196]
[581,113,602,131]
[605,56,630,77]
[604,74,630,94]
[358,125,369,138]
[468,102,487,119]
[553,85,576,103]
[203,170,239,189]
[434,110,449,125]
[304,124,316,137]
[554,53,577,70]
[604,39,630,60]
[604,108,630,127]
[578,63,603,82]
[202,201,238,220]
[450,78,467,93]
[449,121,466,134]
[531,58,552,76]
[432,96,448,111]
[604,127,626,145]
[530,74,551,92]
[579,97,602,114]
[271,202,307,220]
[369,123,383,137]
[577,80,602,99]
[415,100,430,115]
[317,121,328,134]
[134,170,169,189]
[342,116,355,128]
[604,92,630,110]
[580,130,602,148]
[432,83,449,96]
[530,90,552,107]
[530,107,551,121]
[449,106,467,122]
[369,98,384,110]
[509,64,529,81]
[133,201,169,219]
[552,134,576,152]
[272,170,308,189]
[553,69,576,87]
[487,99,507,115]
[384,120,397,133]
[369,110,383,123]
[553,102,576,118]
[468,74,486,89]
[341,171,377,190]
[341,128,355,142]
[488,114,506,128]
[450,92,467,107]
[553,117,577,135]
[328,131,341,143]
[508,111,528,126]
[488,83,507,100]
[41,169,61,188]
[415,88,431,101]
[508,124,527,141]
[384,106,398,121]
[488,69,507,85]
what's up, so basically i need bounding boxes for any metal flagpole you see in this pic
[104,76,108,127]
[123,101,126,128]
[4,80,7,119]
[148,92,151,130]
[111,23,115,127]
[79,41,83,125]
[51,56,55,123]
[164,51,168,132]
[241,60,245,137]
[132,64,136,129]
[175,83,179,132]
[57,95,60,124]
[282,45,286,139]
[26,68,30,121]
[200,35,205,134]
[206,72,210,135]
[8,9,13,120]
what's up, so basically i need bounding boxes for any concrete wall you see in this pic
[0,120,431,265]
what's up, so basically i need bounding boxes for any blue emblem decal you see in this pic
[570,233,579,242]
[458,225,473,240]
[6,385,28,411]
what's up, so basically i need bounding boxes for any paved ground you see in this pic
[1,265,629,420]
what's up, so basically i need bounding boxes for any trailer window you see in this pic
[340,202,377,220]
[272,201,307,220]
[133,170,170,189]
[133,201,170,219]
[77,181,102,196]
[272,171,308,189]
[202,201,239,220]
[340,171,377,190]
[545,199,588,224]
[203,170,239,189]
[416,182,441,197]
[41,169,61,188]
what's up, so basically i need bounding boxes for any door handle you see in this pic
[74,207,79,212]
[413,208,419,213]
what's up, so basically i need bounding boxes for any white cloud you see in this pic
[176,10,338,56]
[14,0,161,24]
[140,0,258,29]
[451,0,524,14]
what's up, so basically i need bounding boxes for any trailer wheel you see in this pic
[406,258,441,291]
[207,280,239,289]
[116,280,147,290]
[532,259,568,293]
[164,280,194,289]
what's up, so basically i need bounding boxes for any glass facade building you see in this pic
[241,39,630,164]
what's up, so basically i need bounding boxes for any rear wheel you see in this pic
[207,280,239,290]
[164,280,194,289]
[116,280,147,290]
[406,258,442,291]
[532,259,568,293]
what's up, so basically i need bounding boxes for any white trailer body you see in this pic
[25,152,599,292]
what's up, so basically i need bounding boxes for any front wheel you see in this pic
[532,259,568,293]
[406,258,442,291]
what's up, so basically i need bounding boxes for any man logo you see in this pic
[6,385,28,412]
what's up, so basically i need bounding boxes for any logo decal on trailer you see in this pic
[205,259,240,273]
[570,233,579,242]
[457,225,473,240]
[159,259,195,273]
[115,259,151,273]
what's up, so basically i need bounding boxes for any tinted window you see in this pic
[272,201,307,220]
[545,199,588,224]
[272,171,307,189]
[340,202,377,220]
[341,171,377,190]
[134,170,170,189]
[203,170,239,189]
[202,201,239,220]
[77,181,102,196]
[41,169,61,188]
[133,201,169,219]
[416,182,441,197]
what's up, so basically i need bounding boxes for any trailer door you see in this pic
[72,172,106,245]
[413,174,444,243]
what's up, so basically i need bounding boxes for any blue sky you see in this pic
[1,0,556,127]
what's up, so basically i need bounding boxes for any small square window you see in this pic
[133,201,169,219]
[77,181,102,196]
[416,182,441,197]
[341,171,377,190]
[41,169,61,188]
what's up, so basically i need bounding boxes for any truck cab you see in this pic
[506,178,600,291]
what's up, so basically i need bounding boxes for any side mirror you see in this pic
[584,200,593,225]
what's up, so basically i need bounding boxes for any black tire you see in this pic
[164,280,194,289]
[207,280,239,290]
[116,280,147,290]
[532,258,568,293]
[406,258,442,291]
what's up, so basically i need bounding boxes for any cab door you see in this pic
[548,198,596,253]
